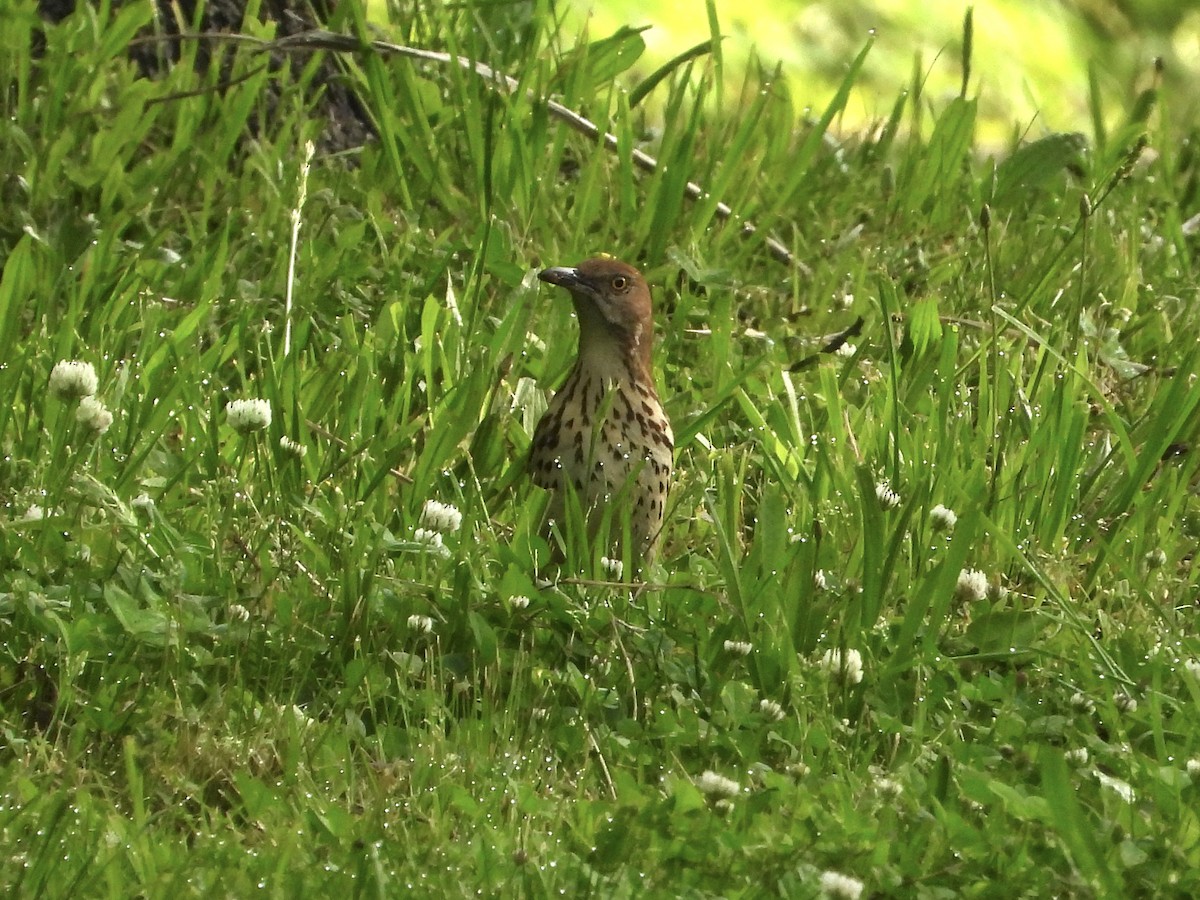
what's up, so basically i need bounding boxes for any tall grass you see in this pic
[1,1,1198,895]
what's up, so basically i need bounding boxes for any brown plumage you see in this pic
[529,257,674,569]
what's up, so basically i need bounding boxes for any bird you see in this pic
[529,257,674,571]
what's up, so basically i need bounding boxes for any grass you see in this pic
[2,1,1200,896]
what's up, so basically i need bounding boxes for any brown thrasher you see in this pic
[529,257,674,569]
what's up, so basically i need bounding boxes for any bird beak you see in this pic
[538,266,582,289]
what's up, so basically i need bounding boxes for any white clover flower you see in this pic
[1186,759,1200,781]
[509,595,530,610]
[75,395,114,434]
[226,398,271,433]
[413,528,451,558]
[930,504,957,531]
[420,499,462,534]
[1095,770,1135,803]
[813,569,828,590]
[724,640,753,656]
[834,342,857,358]
[875,776,904,799]
[229,604,251,622]
[1185,659,1200,680]
[875,480,901,510]
[600,556,624,579]
[1114,690,1138,714]
[279,435,307,457]
[22,504,45,521]
[49,360,98,399]
[759,699,785,721]
[290,705,316,731]
[819,870,864,900]
[695,770,740,799]
[407,614,434,634]
[1069,691,1095,714]
[1065,748,1089,767]
[131,493,155,516]
[955,568,989,603]
[1144,548,1167,570]
[817,648,864,685]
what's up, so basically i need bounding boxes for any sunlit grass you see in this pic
[2,1,1199,896]
[562,0,1200,143]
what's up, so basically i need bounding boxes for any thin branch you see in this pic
[143,61,270,105]
[305,419,414,484]
[128,28,804,271]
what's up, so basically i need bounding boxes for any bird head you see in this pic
[538,257,654,372]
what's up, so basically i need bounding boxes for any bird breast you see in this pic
[530,368,673,508]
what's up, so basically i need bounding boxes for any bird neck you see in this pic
[573,297,653,384]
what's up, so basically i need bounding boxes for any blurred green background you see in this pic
[559,0,1200,141]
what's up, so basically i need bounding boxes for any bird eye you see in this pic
[611,275,629,291]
